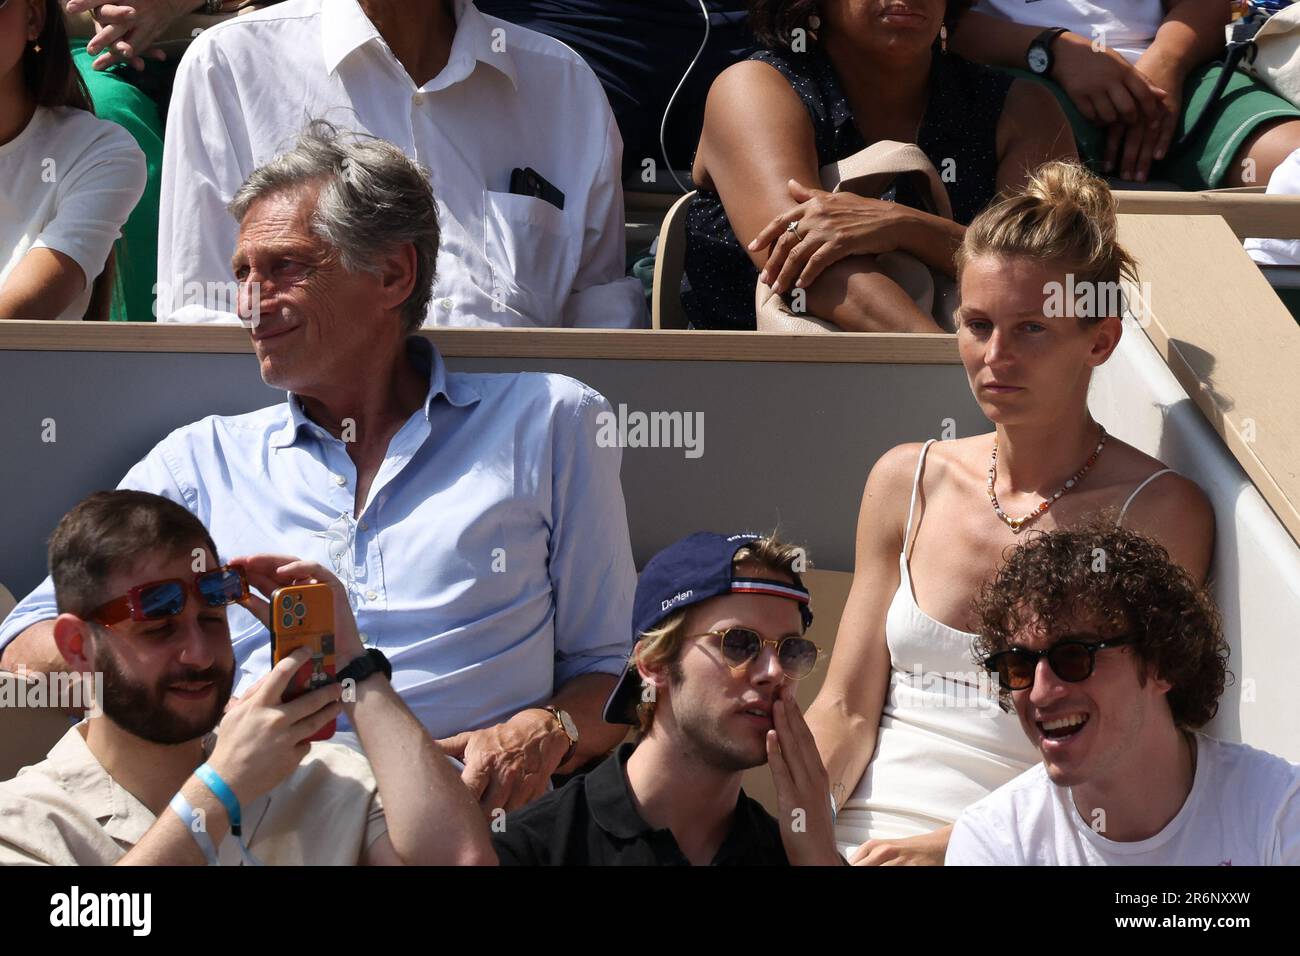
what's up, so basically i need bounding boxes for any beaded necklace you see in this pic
[988,425,1107,533]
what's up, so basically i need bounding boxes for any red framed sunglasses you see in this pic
[89,567,250,628]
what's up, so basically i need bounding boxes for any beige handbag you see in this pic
[1235,9,1300,111]
[755,140,958,333]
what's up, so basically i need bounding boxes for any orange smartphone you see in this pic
[269,582,336,742]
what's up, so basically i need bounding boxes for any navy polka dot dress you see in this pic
[681,48,1012,330]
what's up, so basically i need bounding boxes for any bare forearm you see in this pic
[348,678,494,865]
[807,257,944,333]
[0,249,87,321]
[117,777,230,866]
[0,292,65,321]
[949,12,1047,68]
[805,696,881,811]
[548,672,626,772]
[896,211,964,277]
[1146,0,1229,81]
[0,621,66,674]
[934,824,954,861]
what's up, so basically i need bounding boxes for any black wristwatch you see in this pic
[1026,27,1068,77]
[336,648,392,687]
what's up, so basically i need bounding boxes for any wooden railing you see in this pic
[1115,191,1300,240]
[1117,213,1300,545]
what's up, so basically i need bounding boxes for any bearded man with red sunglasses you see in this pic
[0,490,494,866]
[492,531,844,866]
[946,523,1299,866]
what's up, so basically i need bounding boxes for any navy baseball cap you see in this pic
[602,531,813,725]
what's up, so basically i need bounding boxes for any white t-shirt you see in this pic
[947,734,1300,865]
[0,106,146,321]
[1245,147,1300,264]
[972,0,1164,63]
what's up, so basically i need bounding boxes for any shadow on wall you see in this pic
[1153,396,1241,745]
[1168,337,1235,421]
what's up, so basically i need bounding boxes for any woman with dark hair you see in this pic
[683,0,1076,331]
[0,0,145,320]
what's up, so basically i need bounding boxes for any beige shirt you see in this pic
[0,726,387,865]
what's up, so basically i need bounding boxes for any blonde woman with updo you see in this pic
[805,160,1215,866]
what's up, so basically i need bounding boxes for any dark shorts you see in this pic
[1002,63,1300,189]
[477,0,755,177]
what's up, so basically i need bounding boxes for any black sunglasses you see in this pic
[696,627,821,679]
[982,635,1133,691]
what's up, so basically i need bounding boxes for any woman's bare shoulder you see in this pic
[1108,440,1211,520]
[915,434,993,476]
[865,437,988,506]
[1103,440,1215,579]
[1105,438,1185,483]
[706,58,805,117]
[697,58,815,187]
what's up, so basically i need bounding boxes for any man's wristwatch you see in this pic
[541,706,579,766]
[336,648,392,687]
[1026,27,1069,77]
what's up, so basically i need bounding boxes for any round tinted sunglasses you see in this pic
[697,626,821,679]
[982,635,1133,691]
[90,567,250,629]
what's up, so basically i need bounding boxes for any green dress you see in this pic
[71,41,164,322]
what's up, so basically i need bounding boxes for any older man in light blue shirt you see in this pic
[1,122,635,812]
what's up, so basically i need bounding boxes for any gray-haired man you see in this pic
[157,0,644,328]
[1,122,638,815]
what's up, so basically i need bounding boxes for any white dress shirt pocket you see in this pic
[482,189,573,326]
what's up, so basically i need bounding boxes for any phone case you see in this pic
[269,582,336,742]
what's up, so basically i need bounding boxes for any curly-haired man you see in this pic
[946,523,1298,865]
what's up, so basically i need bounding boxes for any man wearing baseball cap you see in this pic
[491,532,843,865]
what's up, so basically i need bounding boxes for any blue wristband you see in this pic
[193,763,264,866]
[194,763,241,836]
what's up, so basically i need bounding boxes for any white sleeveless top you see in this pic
[972,0,1162,63]
[833,439,1174,853]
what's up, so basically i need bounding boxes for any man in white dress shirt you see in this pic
[156,0,646,328]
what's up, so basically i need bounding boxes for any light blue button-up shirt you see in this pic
[0,339,637,738]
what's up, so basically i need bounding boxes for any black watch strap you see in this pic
[1035,27,1068,49]
[337,648,392,686]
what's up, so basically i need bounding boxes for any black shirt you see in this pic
[682,48,1012,330]
[491,743,790,865]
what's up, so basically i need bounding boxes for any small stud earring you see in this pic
[33,43,43,53]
